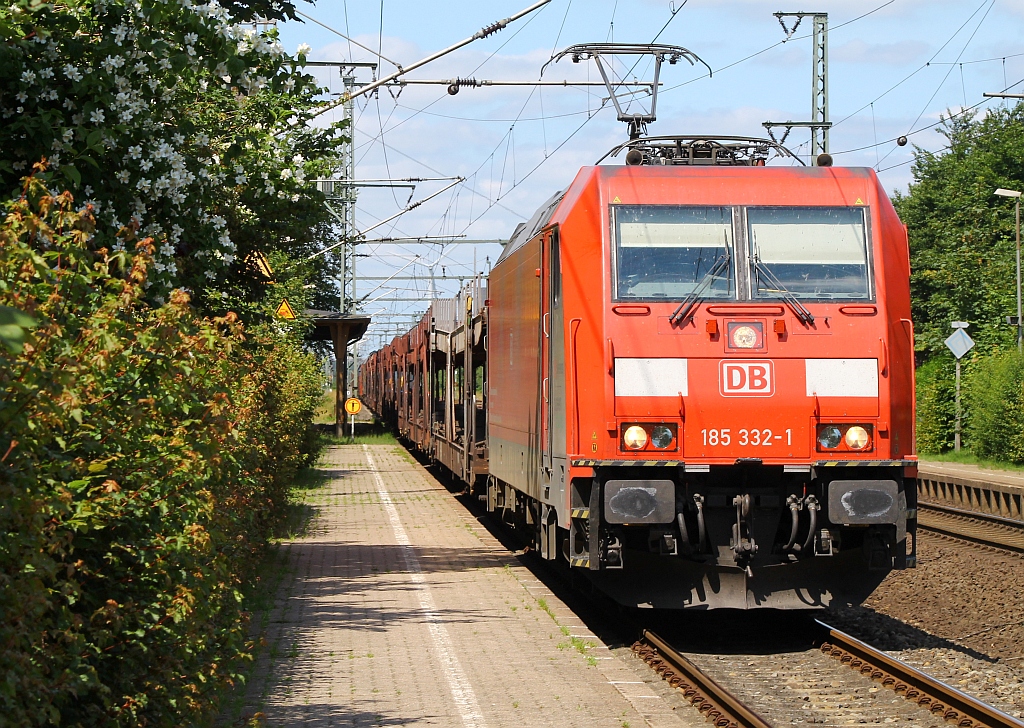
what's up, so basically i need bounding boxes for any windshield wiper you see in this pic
[752,252,815,325]
[670,251,731,325]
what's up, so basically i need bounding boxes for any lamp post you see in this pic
[995,188,1022,352]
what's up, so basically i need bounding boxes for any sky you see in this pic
[275,0,1024,351]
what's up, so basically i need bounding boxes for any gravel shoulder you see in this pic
[825,531,1024,719]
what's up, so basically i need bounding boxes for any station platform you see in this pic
[918,459,1024,494]
[238,444,698,727]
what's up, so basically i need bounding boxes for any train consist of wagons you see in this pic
[361,136,918,610]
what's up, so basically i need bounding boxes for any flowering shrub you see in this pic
[0,172,325,725]
[0,0,345,306]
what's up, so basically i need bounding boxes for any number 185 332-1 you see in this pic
[701,428,793,446]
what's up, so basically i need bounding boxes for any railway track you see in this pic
[632,621,1024,728]
[918,502,1024,554]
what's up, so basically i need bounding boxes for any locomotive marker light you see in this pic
[994,188,1022,352]
[945,322,976,452]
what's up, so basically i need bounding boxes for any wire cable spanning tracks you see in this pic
[816,620,1024,728]
[632,631,773,728]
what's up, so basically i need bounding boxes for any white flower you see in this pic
[235,173,246,184]
[89,109,105,123]
[115,170,130,183]
[15,91,27,103]
[279,168,293,180]
[127,145,142,159]
[63,97,75,109]
[292,154,304,164]
[84,185,93,195]
[112,24,129,45]
[39,67,54,79]
[51,139,63,151]
[72,112,84,125]
[223,253,234,264]
[159,243,175,256]
[297,43,311,56]
[62,128,74,142]
[137,178,151,192]
[134,61,147,73]
[205,270,216,279]
[140,159,153,171]
[21,69,36,83]
[184,32,198,45]
[172,133,184,145]
[196,133,209,146]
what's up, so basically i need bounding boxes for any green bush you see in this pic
[964,351,1024,462]
[0,174,322,725]
[915,355,957,454]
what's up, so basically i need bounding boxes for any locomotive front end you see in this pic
[559,161,916,609]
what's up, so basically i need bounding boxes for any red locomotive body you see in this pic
[363,141,917,610]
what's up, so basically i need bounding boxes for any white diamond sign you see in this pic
[944,328,975,360]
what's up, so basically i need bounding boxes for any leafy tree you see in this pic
[0,0,345,314]
[894,105,1024,360]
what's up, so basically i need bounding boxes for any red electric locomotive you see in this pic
[362,136,917,610]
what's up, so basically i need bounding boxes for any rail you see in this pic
[816,621,1024,728]
[634,631,773,728]
[916,463,1024,552]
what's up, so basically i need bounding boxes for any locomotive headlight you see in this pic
[731,325,758,349]
[817,425,842,449]
[651,425,674,449]
[623,425,649,450]
[845,426,870,450]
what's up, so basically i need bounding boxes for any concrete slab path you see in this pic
[238,444,698,728]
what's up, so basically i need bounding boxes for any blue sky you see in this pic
[276,0,1024,349]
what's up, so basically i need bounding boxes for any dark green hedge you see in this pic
[0,176,323,725]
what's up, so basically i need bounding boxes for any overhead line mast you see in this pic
[763,12,831,164]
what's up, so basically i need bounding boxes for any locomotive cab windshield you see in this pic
[614,205,734,300]
[749,206,872,300]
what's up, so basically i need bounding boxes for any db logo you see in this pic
[720,360,774,397]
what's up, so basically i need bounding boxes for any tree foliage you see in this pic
[0,0,344,313]
[895,105,1024,359]
[1,172,325,726]
[897,105,1024,456]
[0,0,347,723]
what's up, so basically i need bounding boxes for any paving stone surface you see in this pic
[238,444,698,728]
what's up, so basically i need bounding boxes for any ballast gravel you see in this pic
[825,530,1024,719]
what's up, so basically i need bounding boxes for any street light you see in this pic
[995,188,1022,352]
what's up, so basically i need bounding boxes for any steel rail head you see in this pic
[639,631,774,728]
[815,620,1024,728]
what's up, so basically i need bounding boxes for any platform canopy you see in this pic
[305,310,371,437]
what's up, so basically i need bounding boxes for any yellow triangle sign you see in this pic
[275,298,297,320]
[612,196,621,203]
[854,197,864,205]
